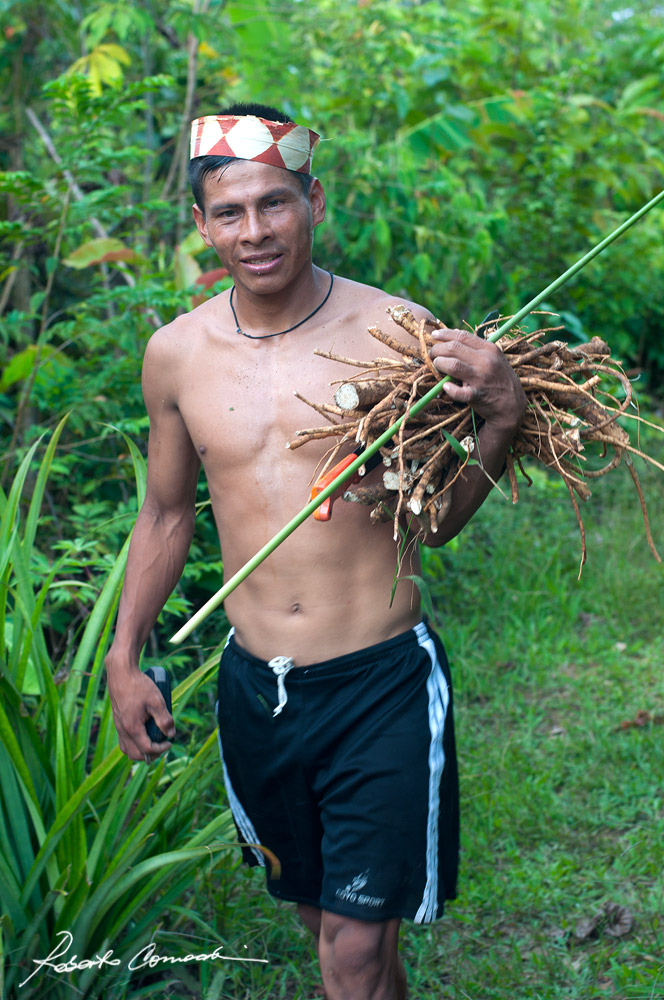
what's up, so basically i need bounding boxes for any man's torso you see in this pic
[150,274,430,663]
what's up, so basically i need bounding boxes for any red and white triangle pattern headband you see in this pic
[190,115,320,174]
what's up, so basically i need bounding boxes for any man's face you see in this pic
[192,160,326,295]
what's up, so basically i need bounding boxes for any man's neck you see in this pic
[231,264,329,338]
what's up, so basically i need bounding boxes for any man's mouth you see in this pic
[241,253,283,273]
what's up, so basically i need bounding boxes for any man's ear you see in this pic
[309,178,326,228]
[192,203,212,246]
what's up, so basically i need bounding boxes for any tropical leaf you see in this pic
[63,238,139,269]
[0,429,234,1000]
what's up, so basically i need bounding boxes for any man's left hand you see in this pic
[429,328,527,431]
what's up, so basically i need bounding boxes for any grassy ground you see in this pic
[131,454,664,1000]
[404,459,664,1000]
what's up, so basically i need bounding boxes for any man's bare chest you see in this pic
[175,343,343,477]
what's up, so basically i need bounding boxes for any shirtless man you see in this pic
[106,103,526,1000]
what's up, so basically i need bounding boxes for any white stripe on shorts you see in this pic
[413,621,450,924]
[215,627,266,867]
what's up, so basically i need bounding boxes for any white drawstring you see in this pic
[267,656,295,716]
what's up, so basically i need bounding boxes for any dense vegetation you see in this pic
[1,1,663,997]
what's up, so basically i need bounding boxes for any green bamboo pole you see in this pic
[170,188,664,644]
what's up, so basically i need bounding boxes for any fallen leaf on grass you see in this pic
[603,902,634,938]
[617,710,664,731]
[574,914,601,941]
[574,902,634,941]
[594,973,613,990]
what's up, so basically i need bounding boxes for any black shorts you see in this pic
[215,621,459,923]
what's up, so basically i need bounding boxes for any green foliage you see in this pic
[1,0,662,484]
[2,0,664,427]
[0,424,235,1000]
[409,459,664,999]
[0,4,663,997]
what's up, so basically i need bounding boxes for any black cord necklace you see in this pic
[230,271,334,339]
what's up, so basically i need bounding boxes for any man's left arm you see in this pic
[420,328,527,547]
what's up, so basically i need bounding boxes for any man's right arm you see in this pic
[105,332,201,761]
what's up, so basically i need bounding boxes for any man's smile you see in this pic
[240,253,284,274]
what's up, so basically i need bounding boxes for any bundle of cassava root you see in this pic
[287,305,663,570]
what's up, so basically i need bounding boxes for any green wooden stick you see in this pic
[170,188,664,644]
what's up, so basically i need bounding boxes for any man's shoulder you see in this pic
[333,275,435,324]
[145,293,228,361]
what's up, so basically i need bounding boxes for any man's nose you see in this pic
[240,209,270,243]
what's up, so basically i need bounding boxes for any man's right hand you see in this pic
[106,660,176,761]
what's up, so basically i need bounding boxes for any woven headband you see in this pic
[190,115,320,174]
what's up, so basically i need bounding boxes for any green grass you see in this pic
[403,457,664,1000]
[122,454,664,999]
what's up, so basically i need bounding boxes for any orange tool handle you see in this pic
[310,454,358,521]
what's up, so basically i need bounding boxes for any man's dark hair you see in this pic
[188,102,314,212]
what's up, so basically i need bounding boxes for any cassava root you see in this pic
[289,306,663,573]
